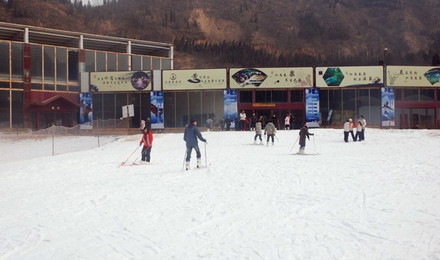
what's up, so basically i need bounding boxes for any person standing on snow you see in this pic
[139,127,153,163]
[298,123,314,154]
[343,119,350,143]
[284,113,291,130]
[348,118,355,141]
[360,115,367,141]
[354,118,363,141]
[239,110,247,131]
[264,119,277,146]
[254,120,263,144]
[184,119,207,170]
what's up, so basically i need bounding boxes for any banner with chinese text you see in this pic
[162,69,227,90]
[90,71,152,92]
[315,66,383,87]
[387,66,440,87]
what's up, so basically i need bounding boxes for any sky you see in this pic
[1,129,439,258]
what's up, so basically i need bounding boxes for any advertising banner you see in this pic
[80,93,93,130]
[305,89,320,127]
[163,69,227,90]
[150,92,164,129]
[224,90,238,128]
[381,88,395,127]
[315,66,383,87]
[387,66,440,87]
[90,71,152,92]
[230,67,313,89]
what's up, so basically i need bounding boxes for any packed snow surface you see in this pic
[1,129,439,259]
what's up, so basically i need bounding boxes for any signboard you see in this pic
[381,88,395,127]
[90,71,152,92]
[80,93,93,130]
[387,66,440,87]
[150,92,164,129]
[162,69,227,90]
[316,66,383,87]
[121,104,134,118]
[305,89,320,127]
[230,67,313,89]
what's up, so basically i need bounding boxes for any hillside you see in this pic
[1,0,440,68]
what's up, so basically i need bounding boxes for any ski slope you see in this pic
[1,129,439,259]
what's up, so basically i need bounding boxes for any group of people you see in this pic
[343,115,367,142]
[221,111,295,131]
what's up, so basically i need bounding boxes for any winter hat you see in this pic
[349,118,352,122]
[305,123,309,127]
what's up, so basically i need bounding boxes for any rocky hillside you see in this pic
[1,0,440,68]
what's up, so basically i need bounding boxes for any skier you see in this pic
[343,119,350,143]
[250,112,257,131]
[254,120,263,144]
[298,123,314,154]
[264,119,277,146]
[354,118,363,142]
[184,119,207,170]
[139,127,153,163]
[360,115,367,141]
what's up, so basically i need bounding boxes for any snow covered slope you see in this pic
[1,129,439,259]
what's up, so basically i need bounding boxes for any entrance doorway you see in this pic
[400,108,435,129]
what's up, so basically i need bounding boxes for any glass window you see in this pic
[115,93,127,120]
[394,88,402,101]
[176,92,189,127]
[140,92,150,124]
[44,46,55,83]
[107,53,116,71]
[319,89,330,126]
[291,90,303,103]
[56,47,67,83]
[0,90,9,128]
[0,81,10,89]
[12,90,23,128]
[369,88,381,126]
[56,85,67,91]
[202,91,215,127]
[214,91,224,125]
[240,90,252,103]
[128,93,141,128]
[11,43,23,81]
[0,41,9,80]
[189,92,201,124]
[44,84,55,91]
[164,92,176,128]
[103,93,115,120]
[85,50,96,72]
[96,52,105,72]
[68,85,79,92]
[92,94,103,121]
[142,56,151,70]
[256,91,271,103]
[11,82,22,89]
[152,57,161,70]
[420,89,434,101]
[162,59,172,70]
[31,44,42,82]
[132,56,142,71]
[342,89,356,120]
[118,54,128,71]
[404,89,419,101]
[272,90,287,103]
[68,49,78,82]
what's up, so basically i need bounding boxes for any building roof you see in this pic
[0,22,172,57]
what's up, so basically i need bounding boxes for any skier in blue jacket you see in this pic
[184,119,207,170]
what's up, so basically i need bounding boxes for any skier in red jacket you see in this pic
[139,127,153,163]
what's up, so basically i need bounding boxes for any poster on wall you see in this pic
[163,69,227,90]
[305,89,320,127]
[80,93,93,130]
[381,88,395,127]
[229,67,313,89]
[315,66,383,87]
[387,66,440,87]
[150,92,164,129]
[90,71,152,92]
[224,90,238,128]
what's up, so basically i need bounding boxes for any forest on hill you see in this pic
[1,0,440,69]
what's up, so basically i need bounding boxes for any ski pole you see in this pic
[120,145,141,166]
[275,135,280,142]
[290,136,299,152]
[313,135,316,153]
[183,149,187,171]
[131,146,150,165]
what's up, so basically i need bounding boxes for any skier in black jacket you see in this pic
[298,123,314,154]
[184,119,207,170]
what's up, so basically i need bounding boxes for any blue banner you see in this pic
[80,93,93,129]
[305,89,320,127]
[381,87,395,127]
[224,90,238,128]
[150,92,164,129]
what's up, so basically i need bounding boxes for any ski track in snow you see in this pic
[0,129,440,259]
